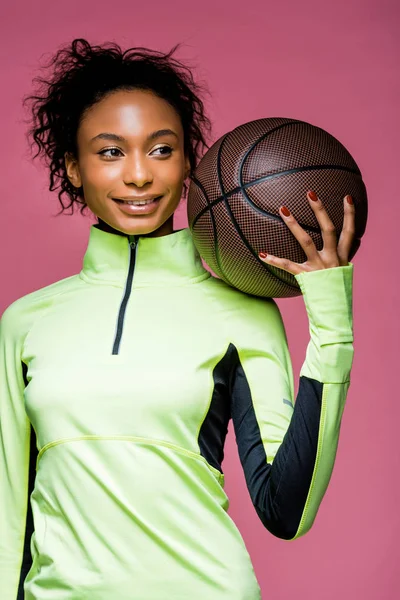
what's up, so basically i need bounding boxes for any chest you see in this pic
[22,284,230,446]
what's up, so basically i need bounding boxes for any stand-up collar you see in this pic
[79,225,210,287]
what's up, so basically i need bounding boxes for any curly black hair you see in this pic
[22,38,213,215]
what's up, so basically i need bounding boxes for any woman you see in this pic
[0,38,355,599]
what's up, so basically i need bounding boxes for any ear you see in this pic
[64,152,82,188]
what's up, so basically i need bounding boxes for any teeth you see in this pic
[124,198,158,206]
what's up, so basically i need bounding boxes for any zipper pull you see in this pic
[128,235,137,249]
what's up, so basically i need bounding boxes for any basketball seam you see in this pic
[192,163,361,230]
[239,119,360,178]
[215,133,298,291]
[190,174,222,280]
[192,117,361,230]
[214,135,239,289]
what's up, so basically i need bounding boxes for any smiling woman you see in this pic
[22,38,212,237]
[1,36,355,600]
[65,88,191,236]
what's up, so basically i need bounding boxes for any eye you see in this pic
[151,145,173,157]
[98,147,123,158]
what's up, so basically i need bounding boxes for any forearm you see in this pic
[232,264,354,540]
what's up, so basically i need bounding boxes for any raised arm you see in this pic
[229,263,354,540]
[231,191,355,540]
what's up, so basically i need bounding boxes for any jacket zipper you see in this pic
[111,234,138,355]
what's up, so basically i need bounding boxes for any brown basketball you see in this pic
[187,117,368,298]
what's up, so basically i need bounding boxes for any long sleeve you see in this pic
[0,302,33,598]
[230,263,354,540]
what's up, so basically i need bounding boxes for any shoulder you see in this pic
[0,274,82,341]
[201,274,287,344]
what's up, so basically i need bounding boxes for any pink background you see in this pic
[1,0,398,598]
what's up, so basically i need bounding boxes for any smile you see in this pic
[113,197,162,206]
[112,196,163,216]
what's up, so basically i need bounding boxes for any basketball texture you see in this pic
[187,117,368,298]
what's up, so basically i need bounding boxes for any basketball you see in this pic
[187,117,368,298]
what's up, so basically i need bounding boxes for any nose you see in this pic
[123,151,153,187]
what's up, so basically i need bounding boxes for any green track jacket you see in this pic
[0,225,354,599]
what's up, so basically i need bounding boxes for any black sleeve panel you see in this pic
[16,363,37,599]
[229,343,323,540]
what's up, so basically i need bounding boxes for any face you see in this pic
[65,89,190,237]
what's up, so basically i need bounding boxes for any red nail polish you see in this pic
[259,252,268,259]
[346,195,353,205]
[307,191,318,201]
[281,206,291,217]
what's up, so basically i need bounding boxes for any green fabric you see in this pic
[0,226,354,599]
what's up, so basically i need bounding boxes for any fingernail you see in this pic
[307,191,318,202]
[259,252,268,259]
[346,195,353,205]
[281,206,291,217]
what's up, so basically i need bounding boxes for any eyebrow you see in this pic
[90,129,179,143]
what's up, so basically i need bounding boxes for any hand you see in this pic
[258,190,355,275]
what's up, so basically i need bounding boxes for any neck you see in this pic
[80,223,210,287]
[96,215,175,239]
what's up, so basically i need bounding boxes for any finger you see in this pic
[307,190,337,254]
[279,205,321,262]
[337,195,356,265]
[259,251,304,276]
